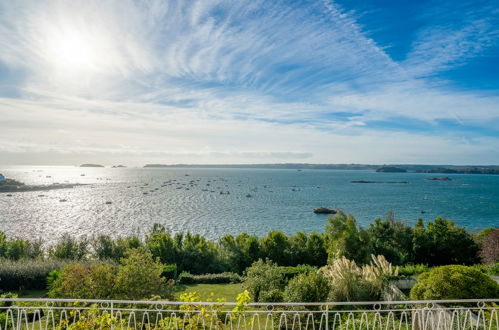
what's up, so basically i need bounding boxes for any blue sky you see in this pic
[0,0,498,165]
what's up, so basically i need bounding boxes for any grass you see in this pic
[174,283,244,302]
[15,290,47,298]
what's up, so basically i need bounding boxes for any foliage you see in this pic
[178,271,242,284]
[115,248,174,299]
[413,218,479,266]
[0,258,68,291]
[158,291,228,329]
[488,262,499,276]
[92,235,142,261]
[162,263,178,279]
[325,211,371,264]
[48,234,89,260]
[279,264,317,280]
[49,249,174,300]
[0,232,43,260]
[410,265,499,300]
[56,305,124,330]
[283,271,330,302]
[219,232,261,273]
[367,212,414,265]
[479,228,499,265]
[398,264,430,276]
[243,259,286,302]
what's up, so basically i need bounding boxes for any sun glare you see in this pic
[50,35,97,71]
[56,38,95,68]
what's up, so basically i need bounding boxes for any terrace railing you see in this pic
[0,298,497,329]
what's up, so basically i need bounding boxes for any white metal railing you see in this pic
[0,298,497,329]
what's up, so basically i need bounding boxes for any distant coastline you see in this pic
[144,163,499,174]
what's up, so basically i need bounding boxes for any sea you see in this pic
[0,166,498,243]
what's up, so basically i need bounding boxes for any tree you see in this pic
[49,234,89,260]
[146,225,177,265]
[325,211,370,264]
[413,218,478,266]
[260,231,291,266]
[368,214,413,265]
[411,265,499,300]
[219,233,260,273]
[479,229,499,265]
[305,232,328,266]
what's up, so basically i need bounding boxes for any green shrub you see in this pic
[488,262,499,276]
[49,249,174,300]
[0,259,68,291]
[162,264,178,279]
[279,265,317,280]
[114,248,174,299]
[410,265,499,300]
[178,271,241,284]
[243,259,286,302]
[398,264,430,276]
[284,271,330,302]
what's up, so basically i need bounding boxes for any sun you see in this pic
[49,33,98,71]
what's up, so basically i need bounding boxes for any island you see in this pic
[0,178,83,193]
[376,166,407,173]
[80,164,104,167]
[112,165,127,168]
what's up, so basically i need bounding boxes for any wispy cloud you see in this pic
[0,0,498,164]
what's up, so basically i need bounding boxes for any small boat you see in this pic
[246,194,252,198]
[105,201,112,205]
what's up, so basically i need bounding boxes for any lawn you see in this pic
[174,283,244,302]
[17,290,47,298]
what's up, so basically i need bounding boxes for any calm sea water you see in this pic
[0,166,498,243]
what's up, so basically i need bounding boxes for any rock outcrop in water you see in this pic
[426,177,452,181]
[313,207,337,214]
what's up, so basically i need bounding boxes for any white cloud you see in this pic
[0,0,498,164]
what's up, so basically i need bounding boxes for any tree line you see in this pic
[1,211,495,275]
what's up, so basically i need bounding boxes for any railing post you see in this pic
[110,301,114,330]
[325,304,329,330]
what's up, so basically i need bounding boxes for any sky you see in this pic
[0,0,498,166]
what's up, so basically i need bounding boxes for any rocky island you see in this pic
[0,178,82,193]
[313,207,337,214]
[426,177,452,181]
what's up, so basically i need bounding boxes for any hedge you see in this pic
[177,272,242,284]
[0,259,69,291]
